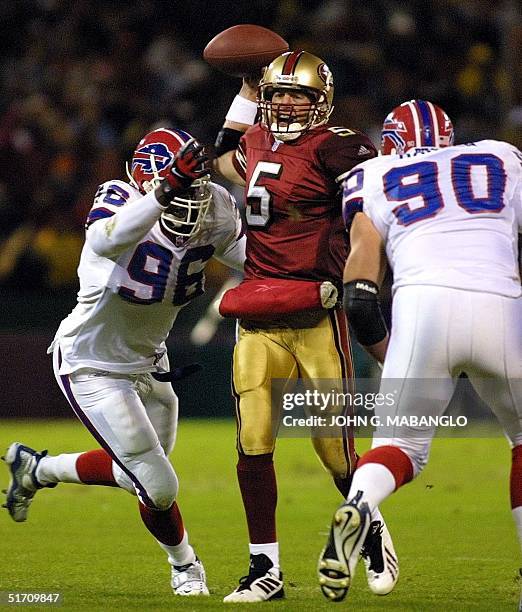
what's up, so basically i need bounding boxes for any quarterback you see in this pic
[214,50,398,602]
[3,128,245,596]
[318,100,522,602]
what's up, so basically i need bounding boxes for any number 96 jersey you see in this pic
[233,123,376,285]
[343,140,522,297]
[51,179,243,375]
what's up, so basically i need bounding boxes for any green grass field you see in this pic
[0,419,520,611]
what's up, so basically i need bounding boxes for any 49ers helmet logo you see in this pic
[317,62,331,86]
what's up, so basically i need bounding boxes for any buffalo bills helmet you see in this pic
[381,100,454,155]
[127,128,211,238]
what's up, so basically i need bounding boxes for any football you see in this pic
[203,24,289,78]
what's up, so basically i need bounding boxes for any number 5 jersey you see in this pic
[232,123,376,288]
[50,180,244,374]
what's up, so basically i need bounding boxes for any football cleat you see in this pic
[2,442,55,522]
[360,519,399,595]
[171,557,209,596]
[318,491,370,602]
[223,553,284,603]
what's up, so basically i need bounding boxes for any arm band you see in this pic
[225,95,258,125]
[214,127,243,157]
[343,280,388,346]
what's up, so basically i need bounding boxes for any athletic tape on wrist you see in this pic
[225,95,258,125]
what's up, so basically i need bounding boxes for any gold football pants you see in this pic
[232,309,357,478]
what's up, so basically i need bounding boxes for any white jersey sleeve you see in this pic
[342,140,522,297]
[86,180,165,259]
[208,183,245,271]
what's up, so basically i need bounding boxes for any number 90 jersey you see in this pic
[343,140,522,297]
[51,179,243,375]
[233,123,376,286]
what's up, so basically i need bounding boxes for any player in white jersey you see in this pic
[3,127,245,597]
[318,100,522,602]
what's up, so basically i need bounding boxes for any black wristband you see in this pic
[343,280,388,346]
[214,127,243,156]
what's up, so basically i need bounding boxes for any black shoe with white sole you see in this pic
[224,553,284,603]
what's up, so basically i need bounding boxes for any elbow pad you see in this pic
[214,127,243,157]
[343,280,387,346]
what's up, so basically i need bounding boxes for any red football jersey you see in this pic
[233,124,376,286]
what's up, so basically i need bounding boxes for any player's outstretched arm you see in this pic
[344,213,389,365]
[213,79,258,186]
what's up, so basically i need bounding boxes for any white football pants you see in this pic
[372,285,522,475]
[53,346,179,509]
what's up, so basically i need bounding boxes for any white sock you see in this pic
[348,463,396,512]
[249,542,280,571]
[158,531,196,567]
[35,453,82,485]
[512,507,522,557]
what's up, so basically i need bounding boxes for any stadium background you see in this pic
[0,0,521,419]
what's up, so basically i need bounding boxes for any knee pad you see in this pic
[235,386,276,454]
[312,437,351,479]
[120,445,179,510]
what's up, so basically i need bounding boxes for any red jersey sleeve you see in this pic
[316,128,377,184]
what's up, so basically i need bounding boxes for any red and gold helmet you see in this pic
[127,128,211,238]
[381,100,454,155]
[258,50,334,141]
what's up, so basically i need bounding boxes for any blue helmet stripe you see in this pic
[416,100,434,146]
[173,128,192,142]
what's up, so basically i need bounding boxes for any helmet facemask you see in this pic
[159,176,211,238]
[258,86,331,141]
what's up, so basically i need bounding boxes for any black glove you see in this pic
[155,138,209,206]
[151,363,202,383]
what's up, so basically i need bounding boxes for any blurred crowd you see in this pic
[0,0,521,293]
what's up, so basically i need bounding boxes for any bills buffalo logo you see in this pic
[132,143,174,174]
[317,62,332,87]
[381,118,407,151]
